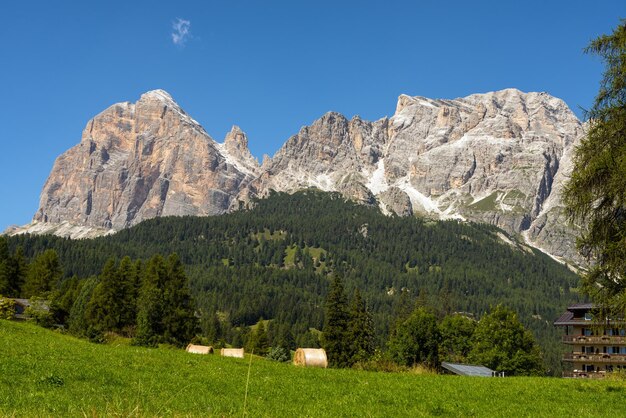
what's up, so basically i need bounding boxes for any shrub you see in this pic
[25,297,54,328]
[0,296,16,320]
[266,346,290,362]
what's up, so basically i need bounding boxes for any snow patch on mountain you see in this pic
[366,160,389,195]
[215,142,256,177]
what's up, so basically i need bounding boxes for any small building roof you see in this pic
[567,303,594,311]
[553,311,575,326]
[554,303,599,326]
[441,362,495,377]
[11,298,31,307]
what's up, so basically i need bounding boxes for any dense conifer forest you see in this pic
[3,190,581,374]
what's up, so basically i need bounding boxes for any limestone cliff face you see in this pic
[17,88,583,264]
[246,89,583,263]
[33,90,259,231]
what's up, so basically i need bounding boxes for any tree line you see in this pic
[0,242,196,347]
[321,276,544,376]
[3,189,581,374]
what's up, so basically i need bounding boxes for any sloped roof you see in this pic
[553,311,575,326]
[441,362,494,377]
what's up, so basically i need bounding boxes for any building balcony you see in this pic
[562,335,626,345]
[562,371,607,379]
[563,352,626,364]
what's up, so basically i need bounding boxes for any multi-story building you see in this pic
[554,303,626,378]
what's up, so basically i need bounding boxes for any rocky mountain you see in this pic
[16,90,259,237]
[11,88,584,263]
[242,89,583,262]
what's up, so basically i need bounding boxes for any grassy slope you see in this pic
[1,320,625,417]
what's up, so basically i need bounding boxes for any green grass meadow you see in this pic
[1,320,625,417]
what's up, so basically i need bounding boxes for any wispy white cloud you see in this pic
[171,18,191,46]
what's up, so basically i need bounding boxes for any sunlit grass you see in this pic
[1,320,625,417]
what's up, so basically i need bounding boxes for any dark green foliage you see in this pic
[135,254,198,347]
[321,276,351,367]
[468,305,544,376]
[85,257,137,336]
[388,307,440,369]
[6,247,28,298]
[162,254,197,345]
[0,239,27,298]
[266,346,290,362]
[247,319,270,356]
[200,311,222,344]
[5,190,581,374]
[564,20,626,316]
[0,238,8,295]
[22,249,62,298]
[68,277,98,337]
[274,322,296,352]
[135,255,167,346]
[347,289,375,364]
[50,276,80,325]
[438,314,476,363]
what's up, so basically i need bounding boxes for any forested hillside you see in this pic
[5,190,581,374]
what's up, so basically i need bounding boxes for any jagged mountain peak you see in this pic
[219,125,260,177]
[225,125,249,149]
[13,89,585,264]
[28,90,256,233]
[140,89,176,103]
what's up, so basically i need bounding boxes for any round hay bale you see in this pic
[220,348,245,358]
[293,348,327,368]
[186,344,214,354]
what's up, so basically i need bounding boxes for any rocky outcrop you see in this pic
[31,90,259,231]
[13,88,583,264]
[243,88,583,264]
[378,187,413,217]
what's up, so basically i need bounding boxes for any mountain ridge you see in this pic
[8,88,584,264]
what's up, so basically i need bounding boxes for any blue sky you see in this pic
[0,1,624,231]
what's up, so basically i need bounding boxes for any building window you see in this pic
[584,312,593,321]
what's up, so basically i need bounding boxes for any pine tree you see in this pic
[162,253,197,345]
[347,289,374,365]
[276,322,296,351]
[68,277,98,337]
[50,276,80,326]
[6,247,27,298]
[117,256,139,333]
[202,311,222,343]
[564,20,626,315]
[135,255,167,346]
[321,275,351,367]
[22,249,62,298]
[247,319,270,356]
[0,237,9,296]
[135,254,197,347]
[85,257,136,336]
